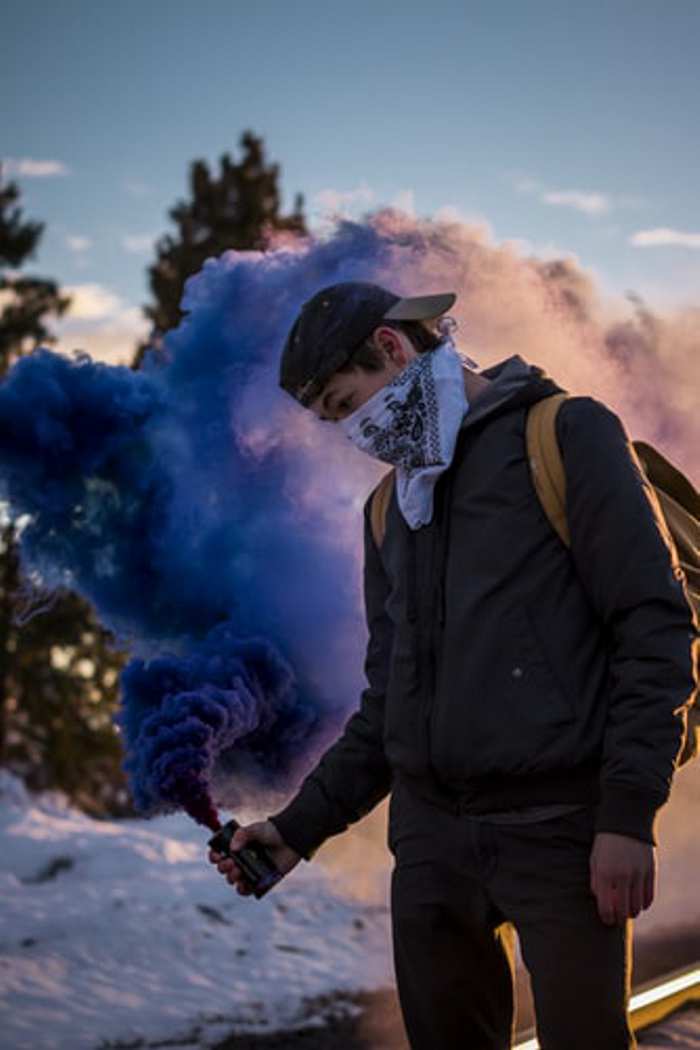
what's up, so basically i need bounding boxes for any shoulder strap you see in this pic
[371,399,571,550]
[526,393,570,547]
[528,396,700,767]
[369,470,396,548]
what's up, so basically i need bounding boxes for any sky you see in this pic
[3,0,700,365]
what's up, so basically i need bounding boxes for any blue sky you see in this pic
[3,0,699,362]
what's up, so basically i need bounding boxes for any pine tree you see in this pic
[0,169,71,373]
[0,166,132,813]
[133,129,307,366]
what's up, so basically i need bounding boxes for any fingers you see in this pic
[210,851,246,885]
[207,820,291,896]
[590,856,628,926]
[231,820,277,851]
[590,833,656,925]
[591,871,647,924]
[208,845,254,894]
[590,867,631,926]
[223,859,255,894]
[231,829,249,851]
[218,857,241,881]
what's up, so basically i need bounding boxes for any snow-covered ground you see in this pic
[1,766,698,1050]
[0,772,394,1050]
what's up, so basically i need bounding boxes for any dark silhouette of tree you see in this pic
[0,165,131,814]
[0,169,71,373]
[133,129,307,367]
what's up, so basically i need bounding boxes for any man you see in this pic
[210,281,698,1049]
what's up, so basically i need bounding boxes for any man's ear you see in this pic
[372,325,409,366]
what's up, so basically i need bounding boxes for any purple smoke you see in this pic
[3,208,696,827]
[0,217,404,824]
[119,626,305,829]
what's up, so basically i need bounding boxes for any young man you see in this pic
[210,281,698,1050]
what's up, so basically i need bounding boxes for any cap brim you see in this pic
[383,292,456,322]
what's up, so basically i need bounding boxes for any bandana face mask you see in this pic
[339,334,471,528]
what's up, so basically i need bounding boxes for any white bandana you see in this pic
[340,337,470,529]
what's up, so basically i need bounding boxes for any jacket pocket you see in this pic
[501,601,576,728]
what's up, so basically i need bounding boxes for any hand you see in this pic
[590,831,656,926]
[208,819,302,897]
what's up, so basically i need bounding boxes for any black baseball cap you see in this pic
[279,281,456,407]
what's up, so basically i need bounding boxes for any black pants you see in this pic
[388,779,635,1050]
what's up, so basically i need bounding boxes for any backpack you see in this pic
[369,392,700,766]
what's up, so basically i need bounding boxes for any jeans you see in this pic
[388,778,635,1050]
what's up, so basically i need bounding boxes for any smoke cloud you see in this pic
[0,208,697,829]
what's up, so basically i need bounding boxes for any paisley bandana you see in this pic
[340,336,470,528]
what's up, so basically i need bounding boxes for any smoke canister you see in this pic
[208,818,282,899]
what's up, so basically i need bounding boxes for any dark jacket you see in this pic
[271,355,699,857]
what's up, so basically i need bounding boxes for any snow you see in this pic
[0,772,394,1050]
[1,766,698,1050]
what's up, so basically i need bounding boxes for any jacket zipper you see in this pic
[416,470,453,772]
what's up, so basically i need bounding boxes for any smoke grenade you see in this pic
[208,818,282,898]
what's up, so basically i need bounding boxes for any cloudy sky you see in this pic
[3,0,699,365]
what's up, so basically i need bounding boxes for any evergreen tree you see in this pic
[0,169,71,373]
[133,129,307,367]
[0,166,131,813]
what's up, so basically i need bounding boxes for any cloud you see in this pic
[49,283,149,366]
[434,204,467,223]
[629,228,700,249]
[542,190,611,215]
[123,180,153,197]
[121,234,156,255]
[3,158,70,178]
[432,205,495,247]
[310,184,417,229]
[66,236,92,254]
[512,175,613,216]
[502,235,582,265]
[391,189,416,217]
[312,181,376,216]
[63,284,123,320]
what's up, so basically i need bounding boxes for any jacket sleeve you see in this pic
[268,494,395,860]
[556,396,699,844]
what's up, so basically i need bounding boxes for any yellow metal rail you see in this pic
[515,963,700,1049]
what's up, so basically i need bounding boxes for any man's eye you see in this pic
[338,397,353,414]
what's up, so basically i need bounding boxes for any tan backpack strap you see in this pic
[370,470,395,548]
[526,393,570,548]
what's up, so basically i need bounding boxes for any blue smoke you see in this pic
[119,625,306,828]
[0,216,412,824]
[3,208,695,825]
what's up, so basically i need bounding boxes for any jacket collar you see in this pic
[459,354,565,431]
